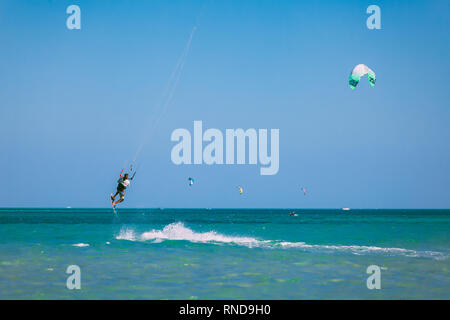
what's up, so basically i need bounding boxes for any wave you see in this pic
[115,222,447,260]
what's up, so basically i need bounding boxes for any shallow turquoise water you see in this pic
[0,208,448,299]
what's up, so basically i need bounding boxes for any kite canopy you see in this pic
[301,187,307,196]
[188,177,194,186]
[349,64,376,89]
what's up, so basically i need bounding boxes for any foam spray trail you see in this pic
[116,222,449,260]
[117,222,263,246]
[131,25,198,165]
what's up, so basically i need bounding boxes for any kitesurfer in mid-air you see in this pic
[111,170,135,207]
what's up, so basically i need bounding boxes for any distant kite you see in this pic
[188,177,194,186]
[301,187,307,196]
[349,64,376,89]
[237,186,243,195]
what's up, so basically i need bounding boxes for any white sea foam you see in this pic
[117,222,262,247]
[115,222,447,260]
[116,228,137,241]
[72,243,89,247]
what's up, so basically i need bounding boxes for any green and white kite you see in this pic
[349,64,376,89]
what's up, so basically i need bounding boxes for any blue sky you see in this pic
[0,0,449,208]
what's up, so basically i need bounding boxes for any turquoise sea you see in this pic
[0,208,448,299]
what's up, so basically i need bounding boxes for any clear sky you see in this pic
[0,0,449,208]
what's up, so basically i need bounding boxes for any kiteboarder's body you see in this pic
[111,171,134,206]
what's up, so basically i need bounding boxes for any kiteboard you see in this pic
[110,193,117,214]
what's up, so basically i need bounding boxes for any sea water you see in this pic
[0,208,448,299]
